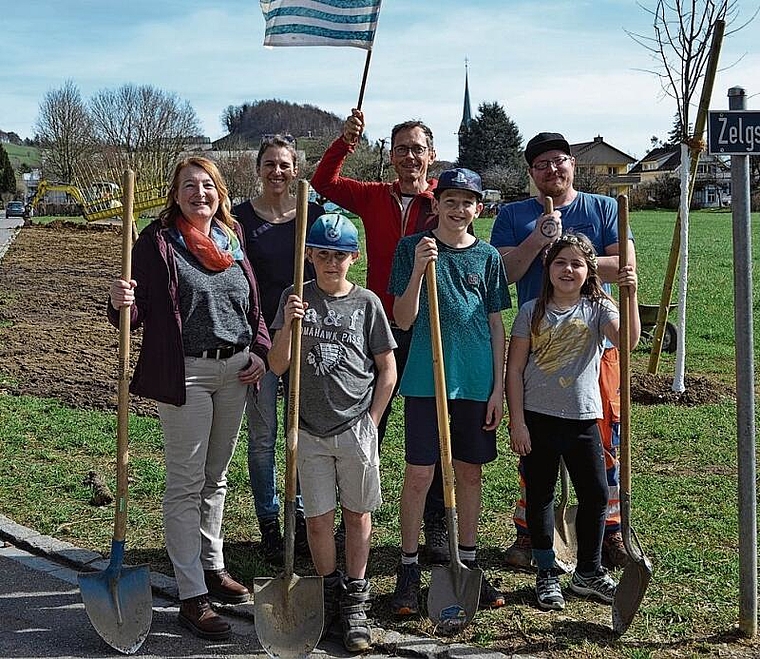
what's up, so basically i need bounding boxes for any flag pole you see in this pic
[356,48,373,110]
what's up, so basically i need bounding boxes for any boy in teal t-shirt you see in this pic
[387,168,511,617]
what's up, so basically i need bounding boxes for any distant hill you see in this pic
[215,99,344,148]
[3,143,41,172]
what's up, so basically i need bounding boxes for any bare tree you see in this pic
[627,0,756,140]
[35,80,94,183]
[88,84,200,190]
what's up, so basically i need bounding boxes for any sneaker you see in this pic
[390,562,421,616]
[258,517,283,565]
[463,560,505,609]
[602,530,630,569]
[321,571,343,641]
[504,534,533,570]
[295,512,310,558]
[569,568,617,604]
[423,515,450,564]
[535,568,565,611]
[340,578,372,652]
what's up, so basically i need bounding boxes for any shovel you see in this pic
[78,169,152,655]
[253,180,324,659]
[539,197,578,572]
[612,194,652,634]
[553,459,578,572]
[425,260,483,635]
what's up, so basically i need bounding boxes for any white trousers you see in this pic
[156,349,249,599]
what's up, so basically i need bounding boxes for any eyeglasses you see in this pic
[531,155,572,171]
[392,144,428,157]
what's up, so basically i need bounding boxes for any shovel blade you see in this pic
[427,562,482,635]
[253,574,324,659]
[612,554,653,634]
[553,504,578,572]
[78,564,152,655]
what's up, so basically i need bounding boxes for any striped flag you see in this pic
[260,0,382,50]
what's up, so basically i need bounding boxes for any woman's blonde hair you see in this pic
[159,156,234,228]
[530,232,613,336]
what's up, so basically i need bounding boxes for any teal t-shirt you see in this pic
[388,231,511,400]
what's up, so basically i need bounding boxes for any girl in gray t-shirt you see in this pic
[505,232,640,612]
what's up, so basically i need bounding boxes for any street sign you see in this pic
[708,110,760,155]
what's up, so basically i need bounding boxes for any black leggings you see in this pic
[522,410,608,574]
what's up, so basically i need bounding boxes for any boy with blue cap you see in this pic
[388,168,511,617]
[268,213,397,652]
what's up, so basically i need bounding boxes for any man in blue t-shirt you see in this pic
[490,132,637,571]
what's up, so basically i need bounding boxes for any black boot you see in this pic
[258,517,283,565]
[340,578,372,652]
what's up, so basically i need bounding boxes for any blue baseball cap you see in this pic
[306,213,359,252]
[435,167,483,200]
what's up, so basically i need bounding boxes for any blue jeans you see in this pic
[246,370,302,521]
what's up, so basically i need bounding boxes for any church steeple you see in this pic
[459,57,472,161]
[459,58,472,135]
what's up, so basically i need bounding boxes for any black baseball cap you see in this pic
[525,132,572,165]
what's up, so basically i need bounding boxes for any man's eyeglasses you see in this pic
[393,144,428,157]
[531,155,572,171]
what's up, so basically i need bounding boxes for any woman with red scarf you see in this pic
[108,157,270,640]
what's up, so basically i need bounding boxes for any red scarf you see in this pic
[176,216,234,272]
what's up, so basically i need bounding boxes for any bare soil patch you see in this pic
[0,223,156,417]
[631,373,733,406]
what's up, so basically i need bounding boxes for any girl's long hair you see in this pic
[158,156,235,229]
[530,232,614,336]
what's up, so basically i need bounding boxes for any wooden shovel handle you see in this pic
[115,170,135,542]
[426,260,456,509]
[285,180,309,501]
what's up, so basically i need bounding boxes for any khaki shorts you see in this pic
[297,412,382,518]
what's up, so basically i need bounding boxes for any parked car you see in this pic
[5,201,25,218]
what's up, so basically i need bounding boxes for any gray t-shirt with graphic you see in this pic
[272,281,396,437]
[511,296,617,420]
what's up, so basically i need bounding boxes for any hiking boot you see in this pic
[535,568,565,611]
[258,517,283,565]
[295,511,310,558]
[602,530,630,569]
[203,568,250,604]
[570,567,617,604]
[423,515,450,564]
[390,562,421,616]
[504,533,533,570]
[340,578,372,652]
[178,594,231,639]
[463,560,505,609]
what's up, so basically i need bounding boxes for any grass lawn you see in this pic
[1,207,759,657]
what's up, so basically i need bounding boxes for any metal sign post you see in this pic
[712,86,758,638]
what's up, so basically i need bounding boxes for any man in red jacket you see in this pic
[311,109,448,563]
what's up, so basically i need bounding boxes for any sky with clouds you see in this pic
[3,0,759,162]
